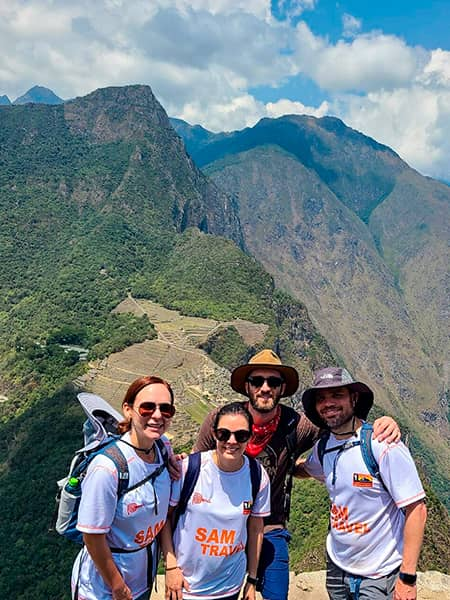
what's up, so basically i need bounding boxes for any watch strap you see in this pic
[399,571,417,585]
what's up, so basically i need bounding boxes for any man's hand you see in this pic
[394,577,417,600]
[372,416,401,443]
[168,453,187,481]
[112,583,132,600]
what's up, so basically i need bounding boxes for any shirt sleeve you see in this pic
[77,454,119,533]
[303,443,326,482]
[170,473,182,507]
[376,441,425,508]
[251,464,271,517]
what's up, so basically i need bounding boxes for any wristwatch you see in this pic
[246,575,259,586]
[399,571,417,585]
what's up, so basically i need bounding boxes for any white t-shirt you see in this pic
[71,433,172,599]
[170,450,271,599]
[304,427,425,578]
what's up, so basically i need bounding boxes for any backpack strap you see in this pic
[172,452,202,531]
[359,423,387,490]
[317,430,331,466]
[248,456,262,505]
[281,410,301,521]
[99,440,130,497]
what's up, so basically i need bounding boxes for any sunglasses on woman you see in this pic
[134,402,176,419]
[247,375,284,389]
[214,428,252,443]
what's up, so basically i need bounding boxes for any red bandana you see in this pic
[245,405,281,458]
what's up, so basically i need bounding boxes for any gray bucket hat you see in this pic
[301,367,374,428]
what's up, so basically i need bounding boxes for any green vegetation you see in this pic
[0,385,81,600]
[146,228,274,322]
[199,325,249,370]
[289,478,330,571]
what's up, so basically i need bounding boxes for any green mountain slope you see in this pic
[0,85,243,400]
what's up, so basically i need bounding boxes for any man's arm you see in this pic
[296,413,321,452]
[168,409,217,480]
[293,457,312,479]
[394,500,427,600]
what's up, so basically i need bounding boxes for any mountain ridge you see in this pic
[174,113,450,505]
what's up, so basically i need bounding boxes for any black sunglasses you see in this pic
[214,428,252,443]
[134,402,175,419]
[247,375,284,389]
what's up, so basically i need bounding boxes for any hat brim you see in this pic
[231,363,299,397]
[301,382,374,428]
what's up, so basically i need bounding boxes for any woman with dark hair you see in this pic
[71,376,175,600]
[160,402,271,600]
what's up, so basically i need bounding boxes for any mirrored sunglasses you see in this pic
[136,402,175,419]
[214,428,252,443]
[247,375,284,389]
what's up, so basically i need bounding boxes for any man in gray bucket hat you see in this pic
[296,367,427,600]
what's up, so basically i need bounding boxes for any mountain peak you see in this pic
[13,85,63,105]
[64,84,171,142]
[0,95,11,106]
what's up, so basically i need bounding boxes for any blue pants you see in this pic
[257,528,291,600]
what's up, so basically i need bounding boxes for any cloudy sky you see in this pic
[1,0,450,181]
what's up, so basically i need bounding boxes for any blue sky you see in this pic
[1,1,449,180]
[260,0,450,108]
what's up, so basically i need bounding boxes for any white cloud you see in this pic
[0,1,449,180]
[336,86,450,180]
[342,13,362,39]
[299,31,423,93]
[266,98,329,119]
[420,48,450,87]
[275,0,317,21]
[179,94,264,131]
[169,0,270,19]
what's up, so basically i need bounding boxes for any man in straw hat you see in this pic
[192,350,400,600]
[296,367,426,600]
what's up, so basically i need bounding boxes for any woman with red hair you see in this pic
[71,376,175,600]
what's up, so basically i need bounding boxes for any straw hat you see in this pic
[231,349,299,397]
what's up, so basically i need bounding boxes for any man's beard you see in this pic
[322,409,354,431]
[248,392,281,413]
